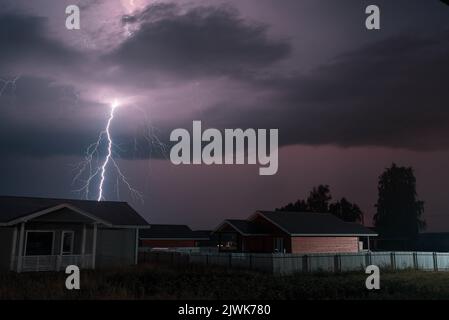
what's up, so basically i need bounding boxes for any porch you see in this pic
[10,220,100,273]
[13,254,94,272]
[0,199,147,273]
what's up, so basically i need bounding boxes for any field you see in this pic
[1,263,449,300]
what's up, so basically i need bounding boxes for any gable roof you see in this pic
[0,196,149,227]
[256,211,377,236]
[216,219,272,236]
[140,224,210,240]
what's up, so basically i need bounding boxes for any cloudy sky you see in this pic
[1,0,449,230]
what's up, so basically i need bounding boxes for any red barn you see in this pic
[214,211,377,254]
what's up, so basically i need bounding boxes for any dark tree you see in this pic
[276,199,309,212]
[277,185,365,224]
[306,185,332,213]
[329,197,363,223]
[276,185,331,212]
[373,163,425,239]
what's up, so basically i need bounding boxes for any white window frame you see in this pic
[24,230,55,256]
[60,231,75,256]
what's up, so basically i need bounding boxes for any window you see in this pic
[61,231,74,255]
[25,231,54,256]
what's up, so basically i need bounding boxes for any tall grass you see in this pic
[1,263,449,300]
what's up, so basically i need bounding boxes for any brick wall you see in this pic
[291,237,359,254]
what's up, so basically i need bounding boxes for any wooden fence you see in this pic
[139,251,449,275]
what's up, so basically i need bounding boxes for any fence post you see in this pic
[334,255,340,273]
[413,252,418,270]
[433,252,438,271]
[56,255,61,272]
[366,252,372,266]
[229,253,232,268]
[249,254,253,269]
[390,252,396,270]
[302,255,309,273]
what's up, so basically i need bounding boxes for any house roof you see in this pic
[217,219,273,236]
[257,211,378,236]
[0,196,149,227]
[140,225,210,240]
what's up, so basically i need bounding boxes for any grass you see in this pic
[1,262,449,300]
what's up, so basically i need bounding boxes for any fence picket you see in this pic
[139,251,446,275]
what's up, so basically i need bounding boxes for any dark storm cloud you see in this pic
[0,13,81,71]
[4,29,449,158]
[2,1,449,160]
[0,76,109,157]
[202,30,449,151]
[107,3,292,78]
[0,76,164,159]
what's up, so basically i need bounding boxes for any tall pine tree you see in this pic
[373,163,425,239]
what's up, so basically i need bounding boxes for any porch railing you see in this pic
[14,255,94,272]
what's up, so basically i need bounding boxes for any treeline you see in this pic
[276,163,426,239]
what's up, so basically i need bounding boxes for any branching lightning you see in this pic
[72,100,144,202]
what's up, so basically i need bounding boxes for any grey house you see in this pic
[0,196,150,272]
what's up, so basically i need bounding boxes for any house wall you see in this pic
[291,236,359,254]
[7,221,138,270]
[24,222,90,255]
[243,236,274,253]
[241,236,291,253]
[141,239,197,248]
[17,219,138,269]
[0,227,14,271]
[217,217,292,253]
[96,228,137,268]
[245,215,291,253]
[3,203,143,272]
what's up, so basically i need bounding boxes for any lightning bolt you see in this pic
[72,100,143,202]
[98,100,118,201]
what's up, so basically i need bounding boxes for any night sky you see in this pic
[1,0,449,231]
